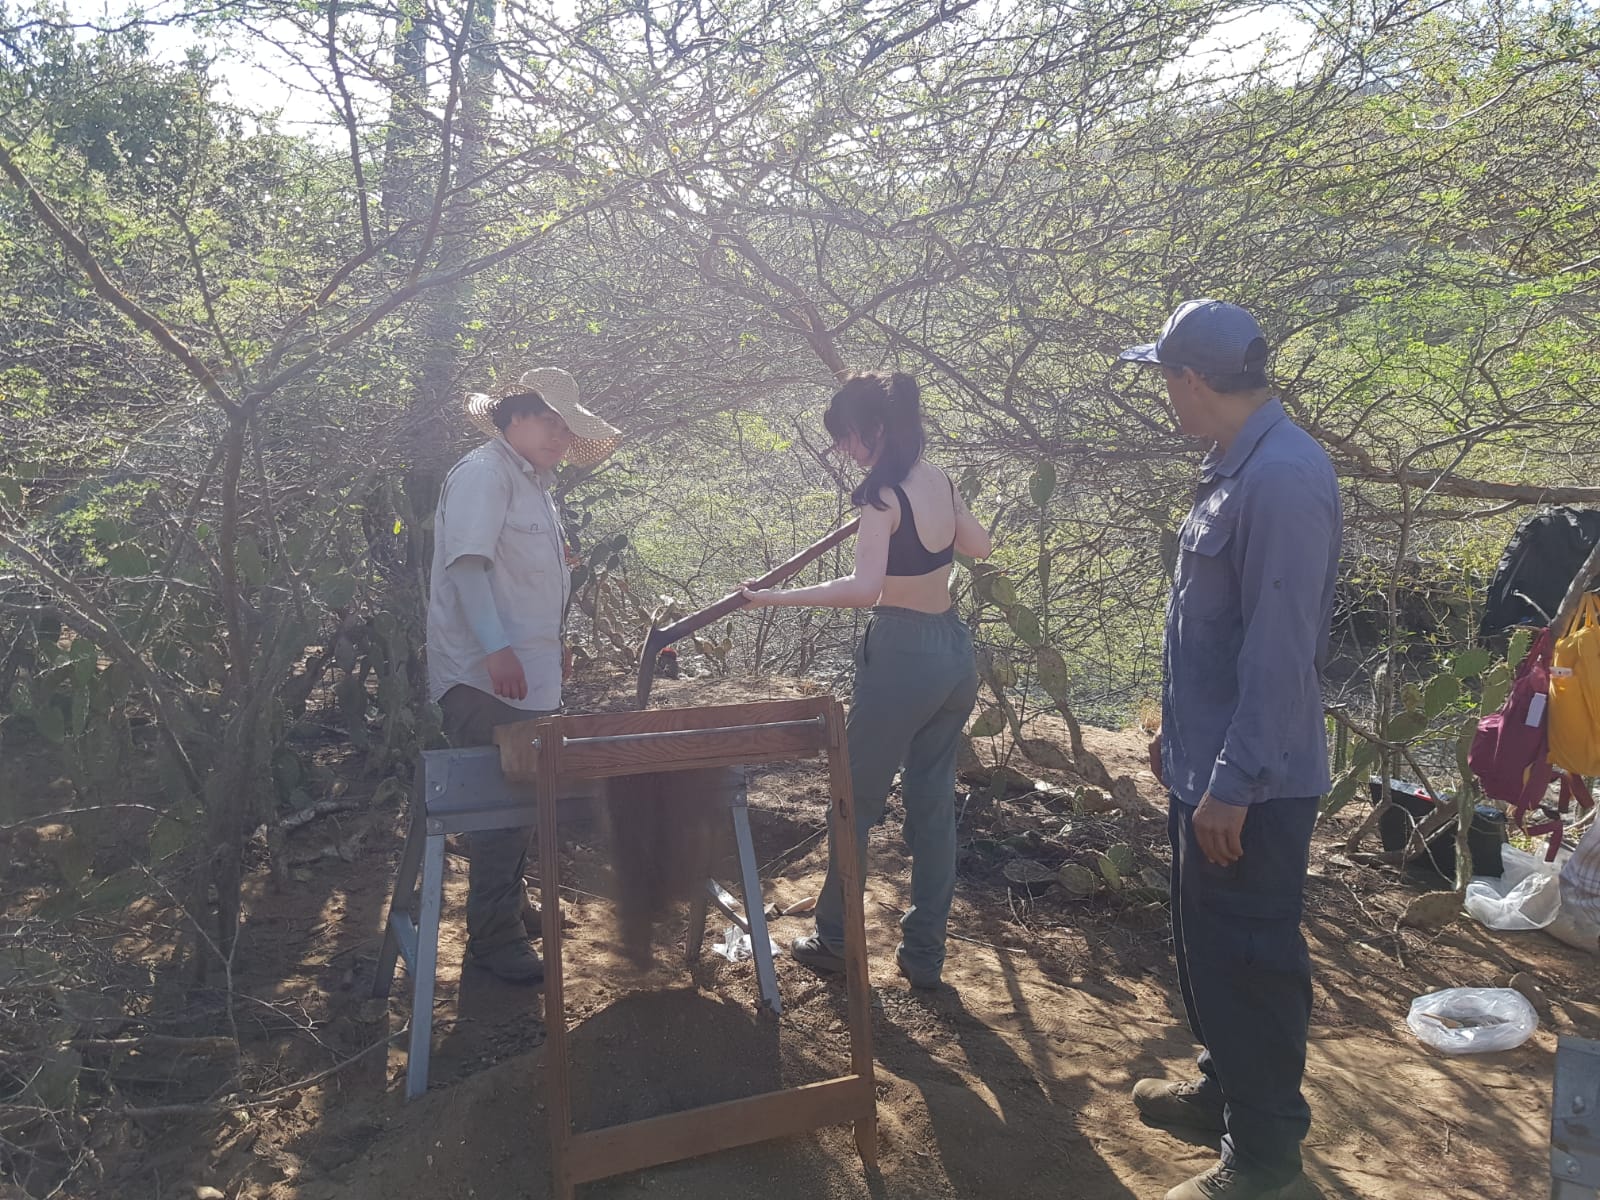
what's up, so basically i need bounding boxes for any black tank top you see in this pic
[885,475,956,576]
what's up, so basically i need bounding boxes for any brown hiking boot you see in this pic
[1133,1077,1227,1133]
[1164,1164,1301,1200]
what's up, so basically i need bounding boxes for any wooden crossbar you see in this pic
[491,698,877,1199]
[556,696,830,738]
[566,1074,875,1183]
[496,698,833,784]
[502,719,829,782]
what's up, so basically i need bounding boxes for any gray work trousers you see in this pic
[813,606,980,980]
[438,684,555,955]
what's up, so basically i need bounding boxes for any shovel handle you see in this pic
[635,516,861,706]
[655,517,861,644]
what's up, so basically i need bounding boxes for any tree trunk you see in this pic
[406,0,502,704]
[380,0,429,241]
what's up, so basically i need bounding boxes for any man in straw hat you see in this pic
[426,367,621,983]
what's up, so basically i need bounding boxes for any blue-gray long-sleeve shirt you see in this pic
[1161,399,1342,807]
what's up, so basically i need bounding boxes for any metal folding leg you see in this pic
[684,776,782,1016]
[373,747,539,1099]
[373,802,426,1001]
[732,792,781,1015]
[1553,1036,1600,1200]
[686,890,708,960]
[406,831,446,1098]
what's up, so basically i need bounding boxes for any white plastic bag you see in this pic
[1406,988,1539,1055]
[1465,846,1563,930]
[709,924,781,963]
[1464,843,1600,951]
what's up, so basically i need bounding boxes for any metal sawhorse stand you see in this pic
[1553,1036,1600,1200]
[371,748,782,1100]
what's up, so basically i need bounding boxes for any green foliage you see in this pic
[1423,674,1461,718]
[1322,627,1532,825]
[1008,605,1044,648]
[969,707,1006,738]
[1028,462,1056,509]
[1509,627,1534,670]
[1058,843,1165,904]
[1057,863,1098,897]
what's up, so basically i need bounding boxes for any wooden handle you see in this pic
[653,517,861,644]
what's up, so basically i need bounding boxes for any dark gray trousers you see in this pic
[1169,794,1318,1183]
[438,684,554,954]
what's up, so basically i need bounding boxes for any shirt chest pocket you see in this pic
[501,506,554,572]
[1176,516,1238,621]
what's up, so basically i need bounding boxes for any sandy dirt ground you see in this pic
[12,670,1596,1200]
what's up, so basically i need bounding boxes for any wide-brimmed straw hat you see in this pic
[464,367,622,468]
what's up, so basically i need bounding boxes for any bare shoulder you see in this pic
[860,485,901,529]
[905,459,958,504]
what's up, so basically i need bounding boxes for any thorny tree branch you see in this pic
[0,138,237,416]
[0,530,203,794]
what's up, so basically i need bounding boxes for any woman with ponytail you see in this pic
[742,371,992,988]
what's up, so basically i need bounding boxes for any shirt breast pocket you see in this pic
[502,514,551,572]
[1176,516,1237,621]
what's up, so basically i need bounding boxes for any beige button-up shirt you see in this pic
[426,437,569,711]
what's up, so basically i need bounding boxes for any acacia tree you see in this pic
[0,0,669,966]
[533,0,1600,766]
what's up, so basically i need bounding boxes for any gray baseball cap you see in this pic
[1119,299,1268,376]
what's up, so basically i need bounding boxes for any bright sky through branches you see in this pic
[56,0,1317,139]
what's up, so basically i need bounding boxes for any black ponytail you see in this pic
[823,371,926,510]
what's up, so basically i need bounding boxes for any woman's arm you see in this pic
[742,496,894,609]
[953,484,993,559]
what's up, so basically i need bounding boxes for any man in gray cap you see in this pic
[427,367,620,983]
[1119,301,1342,1200]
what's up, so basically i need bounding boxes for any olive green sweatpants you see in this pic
[812,606,979,980]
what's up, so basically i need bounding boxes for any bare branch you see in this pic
[0,138,238,416]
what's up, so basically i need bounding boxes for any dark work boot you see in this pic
[895,944,942,990]
[790,934,847,975]
[467,940,545,984]
[1133,1077,1228,1133]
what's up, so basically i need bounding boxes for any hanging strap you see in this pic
[1529,772,1597,861]
[1567,591,1600,637]
[1566,772,1597,813]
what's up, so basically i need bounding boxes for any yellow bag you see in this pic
[1549,593,1600,775]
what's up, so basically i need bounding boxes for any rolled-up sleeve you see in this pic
[438,460,510,568]
[1208,461,1338,806]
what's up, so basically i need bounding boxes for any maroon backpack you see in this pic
[1469,627,1594,858]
